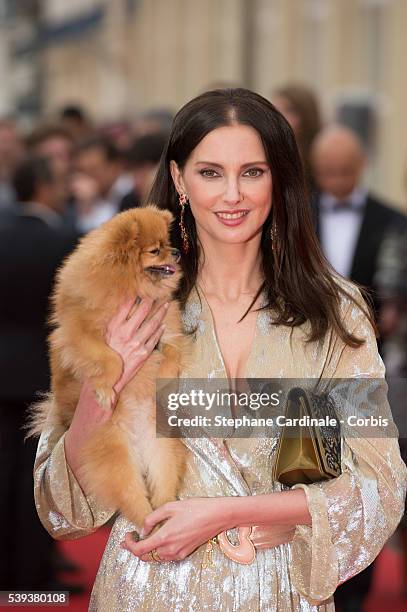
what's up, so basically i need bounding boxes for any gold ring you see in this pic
[150,548,162,562]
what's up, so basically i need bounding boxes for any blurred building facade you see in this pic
[1,0,407,208]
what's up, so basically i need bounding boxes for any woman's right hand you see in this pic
[64,297,168,481]
[106,296,169,397]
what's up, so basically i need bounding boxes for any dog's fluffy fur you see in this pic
[27,205,190,530]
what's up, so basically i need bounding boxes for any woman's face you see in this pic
[170,124,273,246]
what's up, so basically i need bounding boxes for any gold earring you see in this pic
[270,224,278,253]
[179,193,189,254]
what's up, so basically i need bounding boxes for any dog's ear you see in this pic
[113,220,140,255]
[127,220,140,242]
[160,209,174,226]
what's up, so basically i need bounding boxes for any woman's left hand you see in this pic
[120,497,234,562]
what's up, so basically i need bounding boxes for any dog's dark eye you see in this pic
[149,248,160,255]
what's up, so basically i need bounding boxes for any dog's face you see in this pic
[106,206,182,299]
[142,243,181,280]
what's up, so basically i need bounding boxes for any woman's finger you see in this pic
[136,303,169,345]
[107,296,138,338]
[119,535,152,561]
[112,320,166,395]
[122,298,154,333]
[142,504,174,537]
[138,552,155,562]
[131,548,170,563]
[121,530,164,558]
[144,324,165,353]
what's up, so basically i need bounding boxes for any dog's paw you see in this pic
[94,385,116,410]
[150,491,176,510]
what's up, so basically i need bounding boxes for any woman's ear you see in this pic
[170,160,186,197]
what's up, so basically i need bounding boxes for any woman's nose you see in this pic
[223,178,242,205]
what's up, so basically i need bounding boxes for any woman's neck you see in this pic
[197,236,264,302]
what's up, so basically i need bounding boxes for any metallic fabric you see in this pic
[33,281,407,611]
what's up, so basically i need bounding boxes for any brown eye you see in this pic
[149,248,160,255]
[244,168,264,178]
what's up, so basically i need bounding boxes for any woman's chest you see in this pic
[181,287,335,380]
[209,304,259,380]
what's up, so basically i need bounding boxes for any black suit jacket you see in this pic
[312,193,406,302]
[118,188,141,213]
[0,210,79,402]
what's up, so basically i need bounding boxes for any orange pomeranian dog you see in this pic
[28,205,190,530]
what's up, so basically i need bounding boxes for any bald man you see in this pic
[311,125,405,310]
[311,126,406,611]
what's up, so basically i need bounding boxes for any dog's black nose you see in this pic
[171,248,181,263]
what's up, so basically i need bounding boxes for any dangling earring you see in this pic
[270,224,278,254]
[179,193,189,254]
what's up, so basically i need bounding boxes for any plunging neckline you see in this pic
[196,284,263,382]
[194,284,266,452]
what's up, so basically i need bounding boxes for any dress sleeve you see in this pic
[33,425,115,540]
[289,289,407,604]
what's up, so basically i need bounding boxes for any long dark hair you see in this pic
[272,83,322,180]
[148,88,374,347]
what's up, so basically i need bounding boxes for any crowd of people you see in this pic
[0,105,175,595]
[0,87,406,611]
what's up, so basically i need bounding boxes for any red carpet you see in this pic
[2,529,406,611]
[364,545,407,612]
[55,528,111,612]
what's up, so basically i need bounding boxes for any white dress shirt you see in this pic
[77,174,134,233]
[319,187,367,278]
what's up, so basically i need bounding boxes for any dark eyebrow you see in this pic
[194,161,268,169]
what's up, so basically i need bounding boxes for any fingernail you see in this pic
[164,302,170,309]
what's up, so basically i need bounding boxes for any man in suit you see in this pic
[311,125,405,313]
[0,157,82,592]
[310,126,406,611]
[71,136,133,232]
[119,130,169,213]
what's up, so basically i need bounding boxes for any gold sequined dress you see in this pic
[33,282,407,611]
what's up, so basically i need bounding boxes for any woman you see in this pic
[272,83,322,192]
[33,89,406,611]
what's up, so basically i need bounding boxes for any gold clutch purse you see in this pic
[272,387,341,486]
